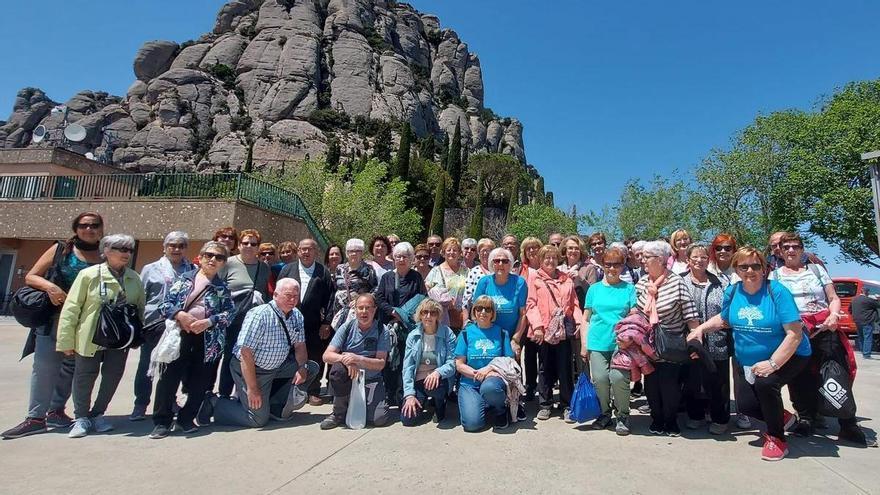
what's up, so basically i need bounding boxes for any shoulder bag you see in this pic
[92,266,144,350]
[11,241,65,328]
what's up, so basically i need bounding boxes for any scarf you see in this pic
[644,271,668,325]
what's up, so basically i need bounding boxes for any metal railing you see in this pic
[0,173,328,249]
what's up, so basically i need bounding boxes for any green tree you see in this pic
[507,203,578,241]
[534,177,545,204]
[463,153,525,208]
[447,122,463,199]
[419,136,436,161]
[326,135,341,171]
[429,173,447,236]
[468,170,485,239]
[439,133,450,173]
[392,122,412,180]
[372,123,393,163]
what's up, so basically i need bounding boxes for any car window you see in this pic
[834,282,858,298]
[865,284,880,297]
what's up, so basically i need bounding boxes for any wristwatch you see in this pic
[768,359,779,371]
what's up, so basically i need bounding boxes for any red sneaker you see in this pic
[782,409,796,431]
[761,434,789,461]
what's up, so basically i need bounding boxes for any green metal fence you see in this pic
[0,173,328,249]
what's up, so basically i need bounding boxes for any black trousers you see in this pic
[538,339,573,408]
[733,355,809,438]
[153,332,210,427]
[684,359,731,425]
[304,327,331,397]
[521,336,539,392]
[645,362,683,426]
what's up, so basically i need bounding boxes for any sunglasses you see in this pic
[781,244,802,251]
[492,259,510,265]
[240,241,259,247]
[590,242,605,247]
[76,223,102,230]
[259,251,276,257]
[110,247,133,253]
[714,245,734,252]
[422,309,440,316]
[427,242,441,247]
[217,234,235,241]
[415,254,430,260]
[735,263,762,272]
[202,252,228,261]
[474,307,493,314]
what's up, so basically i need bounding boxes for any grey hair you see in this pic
[200,241,229,257]
[392,241,415,258]
[631,240,646,253]
[163,231,189,247]
[642,240,672,259]
[686,242,710,258]
[275,277,301,294]
[345,238,365,252]
[100,234,135,254]
[609,241,628,258]
[488,247,514,264]
[462,238,477,249]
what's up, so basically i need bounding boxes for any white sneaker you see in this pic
[69,418,92,438]
[92,415,114,433]
[735,414,752,429]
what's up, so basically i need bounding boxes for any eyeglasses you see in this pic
[604,262,624,268]
[590,242,605,247]
[217,234,235,241]
[347,250,363,255]
[781,244,802,251]
[202,252,228,261]
[735,263,762,272]
[474,307,493,314]
[240,241,259,247]
[690,256,709,262]
[422,309,440,316]
[642,254,659,261]
[415,254,430,260]
[770,243,781,249]
[259,251,275,257]
[393,255,409,260]
[166,243,187,250]
[714,245,734,252]
[76,222,102,230]
[110,247,133,253]
[492,259,510,265]
[427,242,441,247]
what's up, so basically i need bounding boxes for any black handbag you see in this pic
[10,242,65,329]
[91,266,143,350]
[653,325,689,363]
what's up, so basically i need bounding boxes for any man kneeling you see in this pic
[200,279,318,428]
[320,294,392,429]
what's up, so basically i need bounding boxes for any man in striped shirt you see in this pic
[206,278,319,428]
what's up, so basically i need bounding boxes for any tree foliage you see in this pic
[462,153,526,208]
[372,123,393,164]
[447,122,463,201]
[468,169,485,239]
[507,203,578,241]
[392,122,411,180]
[429,172,447,236]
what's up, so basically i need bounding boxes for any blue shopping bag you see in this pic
[569,372,601,423]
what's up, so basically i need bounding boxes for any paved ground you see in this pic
[0,318,877,494]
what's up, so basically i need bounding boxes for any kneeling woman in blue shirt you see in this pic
[455,295,515,432]
[400,299,457,426]
[689,247,810,462]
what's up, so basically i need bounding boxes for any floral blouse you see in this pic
[161,269,236,363]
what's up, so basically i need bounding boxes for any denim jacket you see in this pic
[160,269,236,363]
[402,324,457,398]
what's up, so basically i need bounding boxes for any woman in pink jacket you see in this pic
[526,245,584,422]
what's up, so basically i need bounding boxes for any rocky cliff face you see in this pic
[0,0,528,172]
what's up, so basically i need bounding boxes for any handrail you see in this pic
[0,172,328,249]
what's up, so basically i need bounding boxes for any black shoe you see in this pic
[2,418,47,439]
[493,413,510,431]
[196,393,216,427]
[649,420,665,435]
[631,381,643,398]
[838,424,868,446]
[516,402,528,422]
[149,424,170,439]
[665,421,681,437]
[793,418,814,437]
[320,415,343,430]
[172,420,198,434]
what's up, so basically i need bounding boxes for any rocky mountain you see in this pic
[0,0,529,173]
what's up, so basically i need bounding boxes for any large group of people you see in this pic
[2,214,873,462]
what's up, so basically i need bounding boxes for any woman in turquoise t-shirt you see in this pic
[689,247,809,462]
[580,246,636,434]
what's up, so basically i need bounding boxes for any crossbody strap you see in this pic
[272,307,294,348]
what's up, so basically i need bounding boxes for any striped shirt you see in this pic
[234,300,305,370]
[636,272,699,333]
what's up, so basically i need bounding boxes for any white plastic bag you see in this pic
[148,319,182,379]
[346,369,367,429]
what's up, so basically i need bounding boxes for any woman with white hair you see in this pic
[56,234,145,438]
[462,238,479,269]
[472,247,528,353]
[130,231,195,421]
[333,238,378,321]
[635,240,700,436]
[377,242,428,403]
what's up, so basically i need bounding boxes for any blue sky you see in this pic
[1,0,878,278]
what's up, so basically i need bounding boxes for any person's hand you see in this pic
[319,324,332,340]
[340,353,359,367]
[176,312,197,332]
[189,319,212,334]
[401,396,422,418]
[473,367,491,382]
[424,371,441,391]
[61,349,74,357]
[294,367,308,385]
[45,284,67,306]
[580,347,589,361]
[247,387,262,410]
[347,363,359,380]
[510,339,522,357]
[532,327,545,345]
[822,313,839,331]
[687,328,703,343]
[751,360,775,378]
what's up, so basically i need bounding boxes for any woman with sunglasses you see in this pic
[413,244,432,287]
[456,295,516,432]
[2,213,105,439]
[150,242,236,438]
[400,299,457,426]
[56,234,145,438]
[472,247,528,351]
[258,242,280,294]
[215,229,270,398]
[768,232,868,446]
[708,233,738,284]
[689,247,810,461]
[425,237,469,332]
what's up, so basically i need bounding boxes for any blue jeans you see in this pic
[457,376,507,432]
[27,316,75,419]
[400,378,449,426]
[858,324,875,357]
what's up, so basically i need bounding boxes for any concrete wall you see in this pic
[0,148,123,176]
[233,202,313,247]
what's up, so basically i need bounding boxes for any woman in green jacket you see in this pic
[57,234,145,438]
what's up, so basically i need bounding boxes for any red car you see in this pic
[833,277,880,335]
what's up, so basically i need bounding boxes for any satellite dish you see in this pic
[32,125,47,143]
[85,152,95,160]
[64,123,87,142]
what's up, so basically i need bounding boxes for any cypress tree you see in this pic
[534,176,545,204]
[419,136,435,160]
[429,173,446,236]
[468,170,485,239]
[506,179,519,226]
[392,122,412,179]
[326,136,341,172]
[439,132,450,171]
[447,122,462,195]
[545,191,554,206]
[244,142,254,173]
[373,123,393,163]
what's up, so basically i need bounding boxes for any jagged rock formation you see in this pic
[0,0,528,173]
